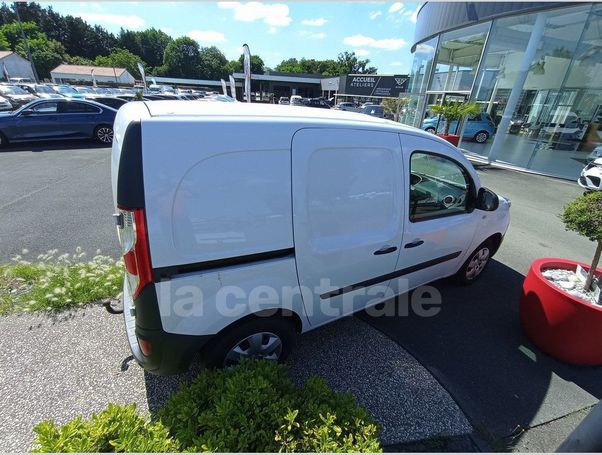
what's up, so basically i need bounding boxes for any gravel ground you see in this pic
[0,306,471,451]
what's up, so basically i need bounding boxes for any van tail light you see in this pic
[115,207,152,299]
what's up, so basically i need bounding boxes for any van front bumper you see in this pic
[123,283,212,376]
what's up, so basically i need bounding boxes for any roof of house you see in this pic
[50,64,129,77]
[0,51,15,60]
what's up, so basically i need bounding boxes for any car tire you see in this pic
[474,130,489,143]
[94,124,114,145]
[0,131,7,147]
[455,240,493,285]
[201,316,297,369]
[425,127,436,134]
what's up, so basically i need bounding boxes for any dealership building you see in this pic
[403,2,602,179]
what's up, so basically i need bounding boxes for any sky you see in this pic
[43,1,420,74]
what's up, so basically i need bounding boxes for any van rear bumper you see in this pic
[123,283,212,376]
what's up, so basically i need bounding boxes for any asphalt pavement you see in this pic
[0,141,119,262]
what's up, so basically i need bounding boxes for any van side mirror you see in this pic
[476,187,499,211]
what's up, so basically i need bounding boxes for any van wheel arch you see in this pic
[199,309,302,368]
[455,233,503,285]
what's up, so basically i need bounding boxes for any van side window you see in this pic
[409,152,470,222]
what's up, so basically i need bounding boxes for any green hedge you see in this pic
[33,360,381,452]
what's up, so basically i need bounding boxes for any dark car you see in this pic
[0,84,37,109]
[0,98,117,146]
[307,98,330,109]
[83,96,129,110]
[361,104,384,118]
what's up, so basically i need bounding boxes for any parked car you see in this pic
[84,96,129,110]
[17,83,63,99]
[278,97,289,105]
[52,85,85,99]
[578,158,602,191]
[111,102,510,374]
[290,95,305,106]
[0,95,12,111]
[0,84,37,109]
[0,98,117,146]
[422,112,496,143]
[334,102,360,112]
[306,98,330,109]
[73,86,97,95]
[361,104,384,118]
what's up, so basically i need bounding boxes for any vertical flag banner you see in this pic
[229,74,236,99]
[2,62,9,81]
[137,62,147,90]
[243,43,251,103]
[220,78,228,96]
[90,68,97,87]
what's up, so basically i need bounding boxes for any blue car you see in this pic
[0,98,117,147]
[422,112,496,143]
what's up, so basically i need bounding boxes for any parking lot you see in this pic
[0,141,600,451]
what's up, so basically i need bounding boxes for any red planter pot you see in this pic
[520,258,602,365]
[436,133,460,146]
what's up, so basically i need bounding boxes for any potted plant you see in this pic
[520,191,602,365]
[429,100,481,146]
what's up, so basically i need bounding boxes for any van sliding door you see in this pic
[292,128,404,327]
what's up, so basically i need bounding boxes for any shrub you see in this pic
[561,191,602,290]
[32,404,177,453]
[33,361,381,453]
[429,100,481,135]
[0,248,123,314]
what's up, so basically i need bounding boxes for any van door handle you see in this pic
[373,245,398,255]
[404,239,424,248]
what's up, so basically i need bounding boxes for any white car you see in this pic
[578,157,602,191]
[111,102,511,374]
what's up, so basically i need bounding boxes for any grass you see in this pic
[0,248,123,315]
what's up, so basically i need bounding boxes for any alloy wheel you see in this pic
[475,132,488,143]
[466,247,490,280]
[224,331,283,367]
[97,127,113,144]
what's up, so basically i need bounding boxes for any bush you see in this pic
[561,191,602,290]
[0,248,123,314]
[33,361,381,453]
[32,404,177,453]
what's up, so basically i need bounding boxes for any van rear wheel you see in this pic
[202,316,296,368]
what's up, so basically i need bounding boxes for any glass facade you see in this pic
[405,3,602,180]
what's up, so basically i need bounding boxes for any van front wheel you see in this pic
[202,316,297,368]
[455,240,493,285]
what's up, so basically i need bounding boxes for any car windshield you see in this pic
[58,86,77,94]
[0,85,28,95]
[75,87,94,93]
[34,85,55,94]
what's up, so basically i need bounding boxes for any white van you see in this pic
[111,102,510,375]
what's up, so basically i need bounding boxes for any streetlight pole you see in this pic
[13,2,39,83]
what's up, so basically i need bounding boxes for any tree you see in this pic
[198,46,227,80]
[67,55,94,66]
[162,37,201,78]
[118,27,171,69]
[561,191,602,291]
[336,51,377,75]
[0,21,39,50]
[0,32,9,51]
[382,97,408,122]
[95,48,145,79]
[275,58,301,73]
[225,54,265,75]
[429,100,480,135]
[16,33,65,79]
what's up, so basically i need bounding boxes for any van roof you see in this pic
[142,100,419,131]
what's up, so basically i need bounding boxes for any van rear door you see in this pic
[292,128,404,326]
